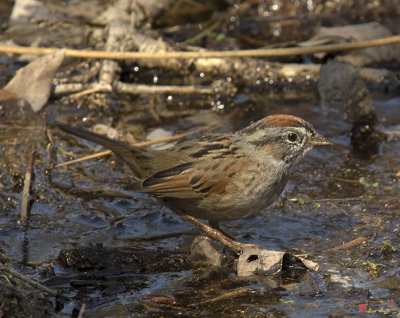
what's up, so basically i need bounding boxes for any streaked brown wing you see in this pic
[141,158,243,199]
[141,162,199,198]
[141,134,245,199]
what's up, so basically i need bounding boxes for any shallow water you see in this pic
[0,0,399,316]
[0,87,398,316]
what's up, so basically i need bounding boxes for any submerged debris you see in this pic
[318,60,383,157]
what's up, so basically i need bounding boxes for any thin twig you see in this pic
[180,21,221,45]
[150,105,161,123]
[115,82,214,95]
[329,176,363,184]
[330,237,368,251]
[289,197,363,204]
[20,148,35,222]
[55,150,112,168]
[54,82,217,96]
[0,263,58,297]
[77,303,86,318]
[314,197,363,203]
[70,86,107,100]
[56,81,234,97]
[189,287,250,306]
[1,35,399,59]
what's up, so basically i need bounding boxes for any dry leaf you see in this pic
[237,248,318,277]
[0,49,65,113]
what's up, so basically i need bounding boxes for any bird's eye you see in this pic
[287,132,298,142]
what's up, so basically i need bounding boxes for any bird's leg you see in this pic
[209,220,245,243]
[180,214,259,251]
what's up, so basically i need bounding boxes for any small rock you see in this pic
[146,128,175,150]
[93,124,119,139]
[190,236,223,267]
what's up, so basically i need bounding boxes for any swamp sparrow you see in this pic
[56,115,332,250]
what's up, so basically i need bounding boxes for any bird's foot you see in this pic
[180,214,259,251]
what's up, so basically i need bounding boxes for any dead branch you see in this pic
[0,263,58,297]
[20,148,35,222]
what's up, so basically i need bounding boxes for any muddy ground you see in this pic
[0,0,399,317]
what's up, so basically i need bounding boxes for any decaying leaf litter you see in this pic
[0,0,399,316]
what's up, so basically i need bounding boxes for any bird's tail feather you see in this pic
[55,122,146,181]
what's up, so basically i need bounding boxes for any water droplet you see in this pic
[257,3,271,17]
[271,24,281,37]
[199,72,205,78]
[307,0,314,11]
[270,3,279,11]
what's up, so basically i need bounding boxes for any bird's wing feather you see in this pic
[142,158,244,199]
[141,136,242,198]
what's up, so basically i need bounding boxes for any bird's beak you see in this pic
[307,134,333,146]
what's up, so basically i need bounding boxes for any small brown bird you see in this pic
[56,115,332,250]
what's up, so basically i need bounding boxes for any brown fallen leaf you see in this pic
[0,49,65,113]
[237,248,318,277]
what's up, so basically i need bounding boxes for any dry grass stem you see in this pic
[0,35,399,59]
